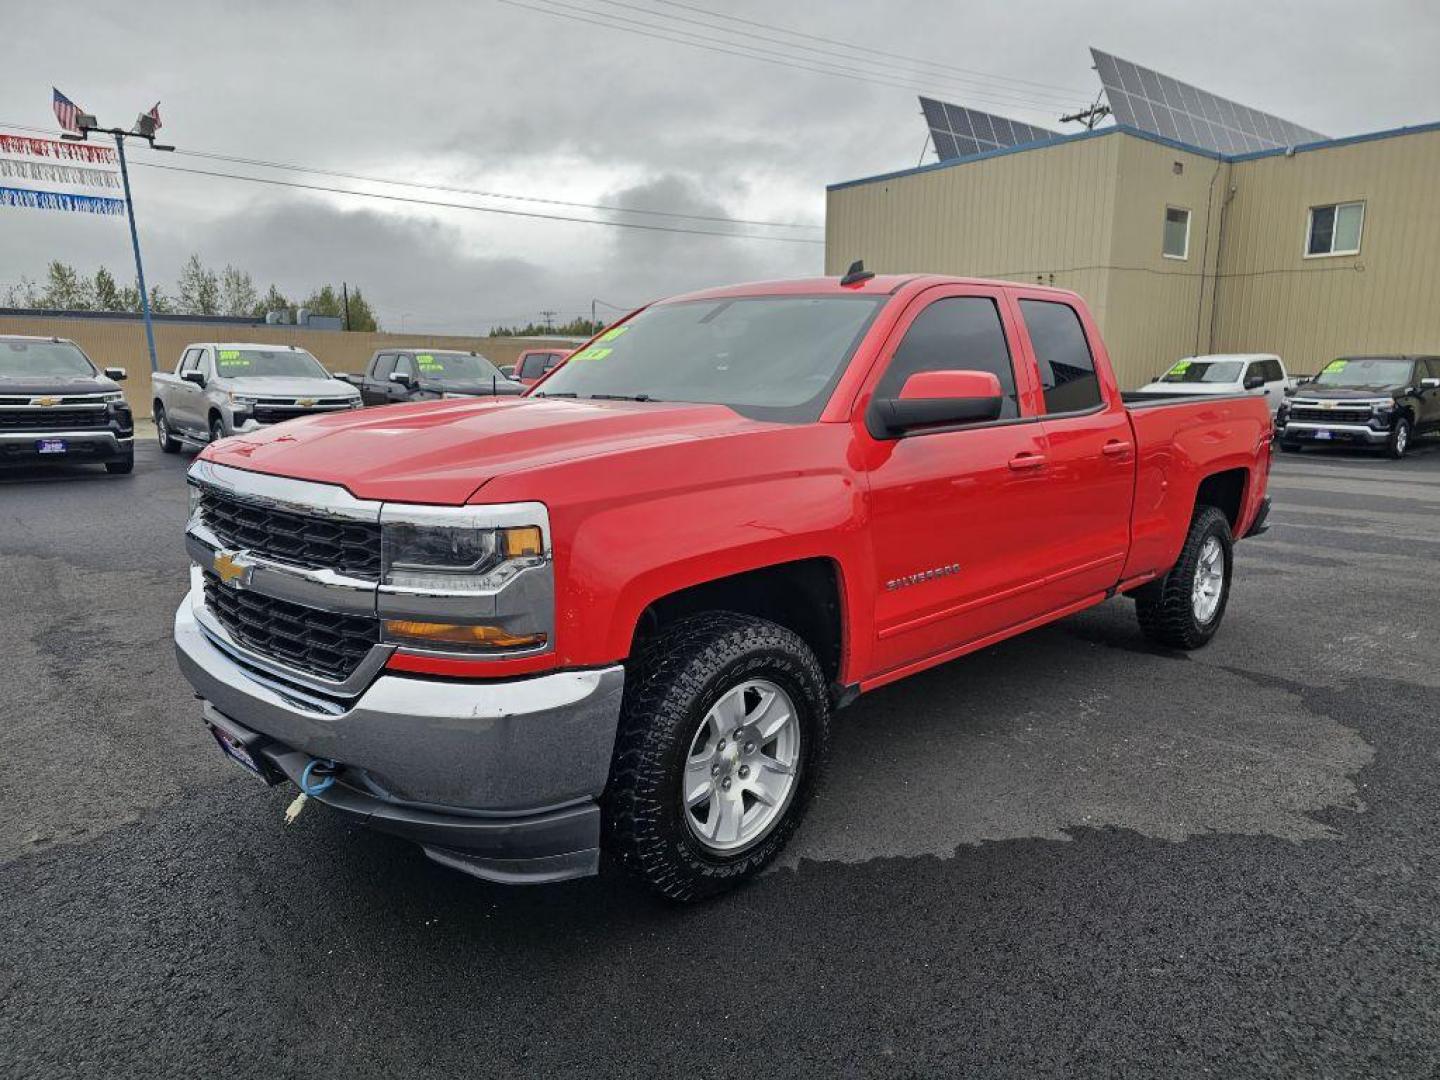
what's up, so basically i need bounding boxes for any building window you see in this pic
[1307,201,1365,256]
[1162,206,1190,259]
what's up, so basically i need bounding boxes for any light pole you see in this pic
[62,109,173,373]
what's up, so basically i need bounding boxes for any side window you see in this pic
[371,353,396,379]
[1019,299,1103,414]
[875,297,1019,419]
[1425,358,1440,380]
[543,353,563,372]
[1266,359,1285,382]
[520,353,545,379]
[196,348,213,376]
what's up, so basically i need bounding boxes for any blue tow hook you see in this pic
[299,758,338,797]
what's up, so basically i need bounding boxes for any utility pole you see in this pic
[540,309,557,333]
[1059,96,1112,131]
[342,282,352,331]
[63,108,172,372]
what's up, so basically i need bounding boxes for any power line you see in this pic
[0,119,821,231]
[581,0,1084,108]
[643,0,1089,97]
[129,160,827,244]
[495,0,1076,117]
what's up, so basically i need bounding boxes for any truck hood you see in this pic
[200,396,779,504]
[1292,384,1400,399]
[218,376,355,398]
[0,373,122,396]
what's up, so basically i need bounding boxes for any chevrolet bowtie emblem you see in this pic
[1321,401,1335,409]
[33,396,61,407]
[212,551,253,588]
[296,398,317,407]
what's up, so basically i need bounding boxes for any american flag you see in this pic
[52,88,82,133]
[146,102,162,130]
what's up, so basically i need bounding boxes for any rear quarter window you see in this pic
[1019,300,1102,414]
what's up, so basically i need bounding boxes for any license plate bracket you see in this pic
[36,438,68,454]
[1314,430,1332,440]
[205,717,286,786]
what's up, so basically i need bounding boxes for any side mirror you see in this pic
[1422,377,1440,390]
[1243,375,1266,390]
[868,370,1004,438]
[389,371,414,388]
[181,370,206,388]
[104,366,127,381]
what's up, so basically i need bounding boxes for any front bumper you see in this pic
[174,589,625,883]
[1277,420,1389,446]
[0,429,133,463]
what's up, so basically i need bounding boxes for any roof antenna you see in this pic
[840,260,875,287]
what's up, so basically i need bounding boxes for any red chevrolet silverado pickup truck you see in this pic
[175,272,1273,899]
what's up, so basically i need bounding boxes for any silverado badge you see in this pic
[212,551,253,589]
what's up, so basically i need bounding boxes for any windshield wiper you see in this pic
[533,391,578,398]
[587,393,661,402]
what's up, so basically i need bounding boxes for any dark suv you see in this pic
[0,335,134,474]
[1277,355,1440,458]
[339,349,524,406]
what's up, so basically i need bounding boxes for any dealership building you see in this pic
[825,54,1440,389]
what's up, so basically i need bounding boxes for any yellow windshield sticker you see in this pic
[575,346,612,361]
[1323,359,1347,374]
[598,326,629,342]
[1168,359,1192,375]
[416,353,442,370]
[218,349,241,361]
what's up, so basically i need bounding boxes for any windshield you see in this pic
[216,348,328,378]
[1313,357,1414,388]
[534,296,886,422]
[414,351,505,382]
[1159,359,1242,384]
[0,340,97,379]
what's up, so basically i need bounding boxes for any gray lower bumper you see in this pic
[0,430,132,457]
[174,592,625,882]
[1279,421,1388,445]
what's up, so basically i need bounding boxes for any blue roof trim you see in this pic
[828,118,1440,192]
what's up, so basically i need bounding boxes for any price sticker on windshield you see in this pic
[598,326,629,343]
[416,353,442,371]
[1168,359,1192,375]
[574,347,612,361]
[1323,359,1347,374]
[218,349,245,367]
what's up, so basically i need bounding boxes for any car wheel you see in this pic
[1134,505,1233,650]
[209,416,226,445]
[155,405,181,453]
[104,453,135,475]
[1386,417,1411,460]
[604,612,831,901]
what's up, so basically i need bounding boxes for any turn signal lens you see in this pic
[501,526,544,558]
[383,619,546,650]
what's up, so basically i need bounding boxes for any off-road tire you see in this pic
[154,405,181,453]
[604,612,831,902]
[1386,417,1411,460]
[1134,505,1233,650]
[209,416,226,445]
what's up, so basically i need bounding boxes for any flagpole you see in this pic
[113,135,159,374]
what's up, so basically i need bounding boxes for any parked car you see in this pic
[151,343,361,451]
[1131,353,1292,413]
[513,347,570,386]
[1277,355,1440,457]
[0,335,134,474]
[337,349,523,406]
[174,273,1272,901]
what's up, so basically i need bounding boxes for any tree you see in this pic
[3,276,42,307]
[219,265,258,317]
[92,267,126,312]
[489,317,602,338]
[40,260,91,310]
[252,283,292,322]
[344,286,379,332]
[299,284,343,318]
[176,253,220,315]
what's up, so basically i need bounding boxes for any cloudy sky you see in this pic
[3,0,1436,333]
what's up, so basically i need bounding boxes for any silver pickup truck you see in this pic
[151,342,361,450]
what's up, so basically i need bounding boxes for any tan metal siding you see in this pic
[1213,129,1440,373]
[0,316,570,415]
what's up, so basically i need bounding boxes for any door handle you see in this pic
[1102,440,1133,458]
[1008,452,1047,471]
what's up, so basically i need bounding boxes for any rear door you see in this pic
[1419,358,1440,433]
[860,285,1058,676]
[1011,292,1134,608]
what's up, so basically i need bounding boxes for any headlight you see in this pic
[99,391,125,404]
[347,395,362,408]
[186,481,202,524]
[228,392,258,406]
[378,505,552,654]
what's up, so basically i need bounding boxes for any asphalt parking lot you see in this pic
[3,436,1439,1079]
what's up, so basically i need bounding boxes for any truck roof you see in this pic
[1180,353,1281,363]
[184,342,314,351]
[0,334,78,344]
[662,274,1085,305]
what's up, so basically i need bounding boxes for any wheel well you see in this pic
[632,559,844,685]
[1195,468,1247,529]
[208,407,223,426]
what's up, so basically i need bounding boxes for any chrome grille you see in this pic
[203,571,377,682]
[198,487,382,578]
[0,408,110,430]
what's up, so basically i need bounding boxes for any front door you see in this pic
[363,354,395,406]
[860,287,1058,678]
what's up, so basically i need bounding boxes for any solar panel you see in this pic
[1090,48,1326,155]
[919,96,1058,161]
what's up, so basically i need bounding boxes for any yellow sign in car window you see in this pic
[598,326,629,343]
[1168,359,1192,375]
[1322,359,1347,374]
[574,347,612,361]
[416,353,443,371]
